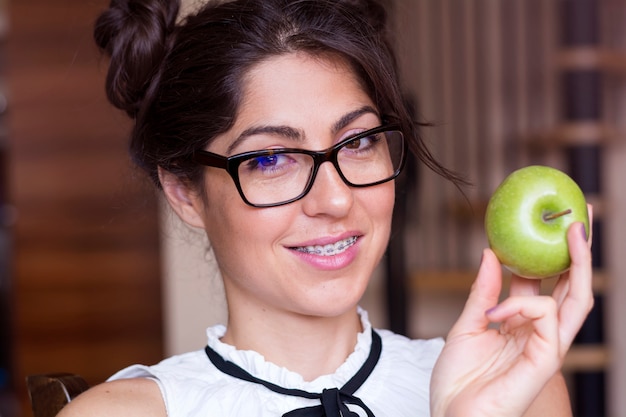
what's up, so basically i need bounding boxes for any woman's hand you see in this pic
[430,206,594,417]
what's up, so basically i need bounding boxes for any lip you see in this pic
[286,232,362,271]
[290,231,361,248]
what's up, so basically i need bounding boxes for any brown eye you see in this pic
[344,138,361,149]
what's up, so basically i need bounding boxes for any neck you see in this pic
[221,305,363,381]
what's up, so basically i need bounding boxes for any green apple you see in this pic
[484,165,589,279]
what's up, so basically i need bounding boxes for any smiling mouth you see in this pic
[292,236,358,256]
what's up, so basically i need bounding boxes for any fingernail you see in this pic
[485,305,499,316]
[581,223,588,241]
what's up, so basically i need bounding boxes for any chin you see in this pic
[300,283,366,318]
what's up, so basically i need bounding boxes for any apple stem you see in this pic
[543,209,572,222]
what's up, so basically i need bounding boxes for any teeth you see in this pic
[295,236,358,256]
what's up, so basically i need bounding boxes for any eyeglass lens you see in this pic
[237,130,404,206]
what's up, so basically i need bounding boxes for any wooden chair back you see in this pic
[26,373,90,417]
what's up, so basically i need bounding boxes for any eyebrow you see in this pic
[332,105,380,133]
[227,125,303,154]
[226,105,380,154]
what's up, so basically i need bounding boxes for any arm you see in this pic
[57,378,166,417]
[523,373,572,417]
[430,208,593,417]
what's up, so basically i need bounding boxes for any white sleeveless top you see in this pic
[108,310,444,416]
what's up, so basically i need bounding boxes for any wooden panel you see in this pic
[6,0,164,414]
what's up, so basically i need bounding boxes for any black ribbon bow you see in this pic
[205,329,382,417]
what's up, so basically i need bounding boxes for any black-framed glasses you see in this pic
[193,124,407,208]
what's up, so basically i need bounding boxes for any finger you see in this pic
[552,204,592,307]
[551,271,571,309]
[486,295,560,360]
[506,275,541,333]
[586,203,594,249]
[509,274,541,297]
[557,221,594,353]
[448,249,502,338]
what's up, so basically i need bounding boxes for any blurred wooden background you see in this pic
[4,1,163,415]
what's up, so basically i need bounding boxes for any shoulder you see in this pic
[57,378,166,417]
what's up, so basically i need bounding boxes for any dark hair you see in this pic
[94,0,464,191]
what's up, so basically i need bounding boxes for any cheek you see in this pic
[365,182,396,221]
[372,184,396,245]
[202,185,292,255]
[354,182,395,253]
[200,172,249,240]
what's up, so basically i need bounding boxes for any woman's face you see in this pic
[190,53,395,319]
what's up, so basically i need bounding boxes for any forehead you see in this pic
[237,52,373,119]
[207,52,379,155]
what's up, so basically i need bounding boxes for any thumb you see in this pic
[448,249,503,338]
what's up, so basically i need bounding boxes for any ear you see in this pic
[158,167,206,229]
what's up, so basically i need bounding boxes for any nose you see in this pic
[301,161,354,217]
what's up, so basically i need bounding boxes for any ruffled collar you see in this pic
[205,309,373,392]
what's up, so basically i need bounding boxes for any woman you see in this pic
[59,0,594,416]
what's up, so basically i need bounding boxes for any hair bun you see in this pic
[94,0,180,117]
